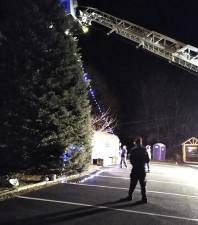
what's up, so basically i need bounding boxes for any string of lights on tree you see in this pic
[83,73,113,133]
[83,73,102,114]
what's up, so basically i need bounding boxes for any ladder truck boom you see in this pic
[79,7,198,75]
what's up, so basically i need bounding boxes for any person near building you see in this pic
[120,145,127,168]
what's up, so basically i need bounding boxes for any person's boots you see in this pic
[141,196,147,203]
[125,195,132,201]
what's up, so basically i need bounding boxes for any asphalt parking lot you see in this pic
[0,162,198,225]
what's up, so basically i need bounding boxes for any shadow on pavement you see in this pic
[2,198,147,225]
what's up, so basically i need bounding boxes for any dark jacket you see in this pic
[121,148,127,158]
[129,145,150,172]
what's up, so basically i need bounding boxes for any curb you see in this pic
[0,165,101,201]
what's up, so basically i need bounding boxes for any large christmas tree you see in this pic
[0,0,92,174]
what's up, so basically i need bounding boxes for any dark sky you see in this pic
[77,0,198,142]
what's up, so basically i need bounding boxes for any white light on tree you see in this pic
[82,26,89,33]
[65,29,70,35]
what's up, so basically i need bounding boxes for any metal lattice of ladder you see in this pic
[79,7,198,74]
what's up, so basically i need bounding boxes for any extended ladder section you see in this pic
[79,7,198,74]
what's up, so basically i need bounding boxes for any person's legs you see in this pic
[120,158,123,168]
[147,163,150,172]
[139,173,147,202]
[124,159,127,168]
[128,172,138,199]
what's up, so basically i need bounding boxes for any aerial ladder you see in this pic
[60,0,198,75]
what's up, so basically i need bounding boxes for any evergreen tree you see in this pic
[0,0,92,174]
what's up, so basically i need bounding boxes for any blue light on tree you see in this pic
[83,72,113,133]
[83,73,90,83]
[60,144,84,165]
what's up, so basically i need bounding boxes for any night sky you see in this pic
[77,0,198,145]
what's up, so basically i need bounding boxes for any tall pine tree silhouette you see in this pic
[0,0,92,174]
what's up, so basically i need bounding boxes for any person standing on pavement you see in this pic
[127,140,137,159]
[146,145,152,172]
[120,145,127,168]
[127,137,150,203]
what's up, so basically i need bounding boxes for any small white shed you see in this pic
[91,131,120,166]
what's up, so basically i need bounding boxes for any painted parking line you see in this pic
[98,175,130,180]
[106,169,172,176]
[17,195,198,223]
[70,183,198,200]
[96,175,191,186]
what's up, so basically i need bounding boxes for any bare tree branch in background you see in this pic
[91,109,117,132]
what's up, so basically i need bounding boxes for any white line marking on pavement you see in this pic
[72,183,128,190]
[70,183,198,200]
[17,195,198,222]
[97,175,189,186]
[150,163,179,167]
[107,170,173,177]
[98,175,129,180]
[148,180,184,185]
[148,173,179,177]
